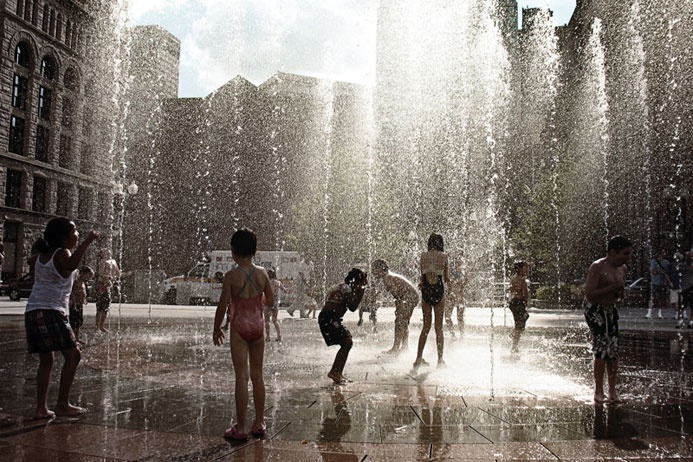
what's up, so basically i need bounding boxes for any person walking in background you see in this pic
[508,261,530,353]
[414,233,450,369]
[213,228,274,441]
[69,266,94,345]
[584,235,633,404]
[95,248,120,332]
[25,218,99,418]
[647,249,670,319]
[372,259,419,354]
[318,268,368,384]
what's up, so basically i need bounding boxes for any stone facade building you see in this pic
[0,0,118,280]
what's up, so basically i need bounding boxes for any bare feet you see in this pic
[384,348,399,355]
[34,409,55,419]
[327,371,348,384]
[608,393,622,404]
[593,392,606,404]
[413,358,429,369]
[55,404,88,417]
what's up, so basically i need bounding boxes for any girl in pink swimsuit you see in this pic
[213,228,274,441]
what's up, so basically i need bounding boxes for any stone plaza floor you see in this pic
[0,300,692,461]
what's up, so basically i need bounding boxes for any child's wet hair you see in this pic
[33,217,75,253]
[268,268,277,279]
[513,261,527,273]
[372,259,388,273]
[345,268,367,285]
[230,228,257,257]
[607,235,633,253]
[427,233,444,252]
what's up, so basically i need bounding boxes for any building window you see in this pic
[32,1,38,25]
[80,145,94,174]
[32,176,47,212]
[56,182,69,216]
[49,9,55,36]
[78,187,92,220]
[62,97,74,128]
[35,125,50,162]
[14,42,30,68]
[24,0,32,21]
[9,116,26,155]
[59,135,72,169]
[16,1,23,17]
[56,13,63,40]
[12,74,28,110]
[40,56,56,80]
[5,170,23,208]
[38,86,51,120]
[42,5,48,31]
[64,68,79,91]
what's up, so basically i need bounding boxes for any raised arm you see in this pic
[54,231,99,278]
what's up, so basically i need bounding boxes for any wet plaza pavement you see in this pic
[1,301,692,461]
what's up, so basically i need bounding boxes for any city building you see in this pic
[0,0,117,279]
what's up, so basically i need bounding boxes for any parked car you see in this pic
[3,273,34,301]
[623,277,649,308]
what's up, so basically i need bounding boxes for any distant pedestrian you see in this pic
[647,250,670,319]
[445,257,468,337]
[584,235,633,404]
[25,217,99,418]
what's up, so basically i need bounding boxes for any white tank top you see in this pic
[26,249,76,315]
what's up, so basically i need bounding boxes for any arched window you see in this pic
[40,56,56,80]
[56,13,62,40]
[32,1,38,25]
[49,9,55,36]
[65,21,72,46]
[14,42,30,68]
[42,5,48,31]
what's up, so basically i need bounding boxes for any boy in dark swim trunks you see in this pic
[584,235,633,404]
[319,268,368,384]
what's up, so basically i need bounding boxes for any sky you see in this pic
[127,1,576,98]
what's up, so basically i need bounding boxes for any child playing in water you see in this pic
[319,268,368,384]
[213,228,274,441]
[25,217,99,418]
[584,236,633,404]
[508,261,530,353]
[372,259,419,353]
[264,269,282,342]
[69,266,94,345]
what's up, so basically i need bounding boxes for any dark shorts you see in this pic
[319,310,351,346]
[96,291,111,313]
[421,276,444,305]
[69,303,84,329]
[25,309,77,354]
[584,301,619,360]
[651,285,668,301]
[509,299,529,330]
